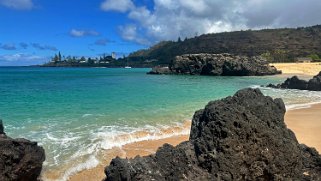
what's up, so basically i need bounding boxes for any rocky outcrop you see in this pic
[268,71,321,91]
[147,66,172,75]
[0,120,45,181]
[104,88,321,180]
[148,53,281,76]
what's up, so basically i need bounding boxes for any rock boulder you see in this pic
[104,88,321,180]
[268,71,321,91]
[0,120,45,181]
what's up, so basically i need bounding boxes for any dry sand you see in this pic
[285,104,321,153]
[270,62,321,76]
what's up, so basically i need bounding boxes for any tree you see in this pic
[52,54,59,62]
[177,37,182,43]
[58,51,62,61]
[308,53,320,61]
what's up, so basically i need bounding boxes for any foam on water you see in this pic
[253,85,321,110]
[41,120,191,180]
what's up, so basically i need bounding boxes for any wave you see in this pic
[252,85,321,110]
[42,120,191,181]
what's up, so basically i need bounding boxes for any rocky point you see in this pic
[148,53,281,76]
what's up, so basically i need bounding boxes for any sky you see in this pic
[1,0,321,66]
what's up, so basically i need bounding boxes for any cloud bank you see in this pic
[70,29,100,37]
[0,0,33,10]
[101,0,321,45]
[0,53,47,66]
[0,43,17,50]
[32,43,58,51]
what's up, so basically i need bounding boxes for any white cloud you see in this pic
[101,0,134,12]
[0,53,48,66]
[105,0,321,45]
[70,29,100,37]
[118,25,150,45]
[0,0,33,10]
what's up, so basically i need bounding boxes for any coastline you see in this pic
[63,102,321,181]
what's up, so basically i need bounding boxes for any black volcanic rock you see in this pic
[0,119,4,135]
[104,88,321,180]
[148,53,281,76]
[147,66,172,75]
[0,120,45,181]
[268,71,321,91]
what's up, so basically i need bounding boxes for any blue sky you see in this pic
[1,0,321,66]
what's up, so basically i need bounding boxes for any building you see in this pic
[111,52,116,59]
[296,57,312,63]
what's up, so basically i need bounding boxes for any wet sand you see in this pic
[270,62,321,75]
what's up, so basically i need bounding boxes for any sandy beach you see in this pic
[270,62,321,76]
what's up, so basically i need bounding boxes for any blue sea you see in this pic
[1,67,321,180]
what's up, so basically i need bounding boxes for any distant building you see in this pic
[296,57,312,63]
[111,52,116,59]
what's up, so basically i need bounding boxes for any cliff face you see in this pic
[148,53,281,76]
[268,71,321,91]
[0,120,45,181]
[105,88,321,180]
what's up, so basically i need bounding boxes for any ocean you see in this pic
[1,67,321,180]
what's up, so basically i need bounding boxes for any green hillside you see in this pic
[125,25,321,67]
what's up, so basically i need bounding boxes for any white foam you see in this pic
[57,155,99,181]
[82,114,92,118]
[95,122,190,150]
[286,101,321,110]
[251,85,321,111]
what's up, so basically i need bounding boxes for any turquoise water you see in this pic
[1,67,321,180]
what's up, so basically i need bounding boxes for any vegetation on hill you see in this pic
[127,25,321,66]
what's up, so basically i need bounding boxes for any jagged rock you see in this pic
[148,53,281,76]
[268,71,321,91]
[0,119,4,135]
[104,88,321,181]
[0,120,45,181]
[147,66,172,75]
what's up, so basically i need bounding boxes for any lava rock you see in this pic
[147,66,172,75]
[148,53,281,76]
[0,119,4,135]
[104,88,321,180]
[0,120,45,181]
[268,71,321,91]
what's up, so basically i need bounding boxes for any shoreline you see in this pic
[63,102,321,181]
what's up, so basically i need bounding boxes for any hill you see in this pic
[125,25,321,67]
